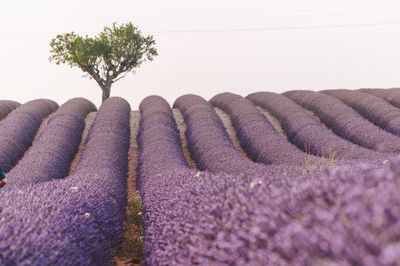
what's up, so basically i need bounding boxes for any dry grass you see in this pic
[34,117,49,140]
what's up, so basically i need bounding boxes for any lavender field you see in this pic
[1,89,400,265]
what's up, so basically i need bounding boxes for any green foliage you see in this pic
[49,22,157,101]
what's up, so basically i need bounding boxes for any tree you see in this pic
[49,22,158,103]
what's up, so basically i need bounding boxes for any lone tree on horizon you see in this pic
[49,22,157,103]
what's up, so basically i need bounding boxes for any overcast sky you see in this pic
[1,0,400,108]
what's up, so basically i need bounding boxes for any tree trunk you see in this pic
[101,86,111,103]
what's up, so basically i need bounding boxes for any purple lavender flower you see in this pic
[0,100,19,121]
[284,90,400,153]
[6,98,96,185]
[211,92,315,165]
[323,89,400,137]
[247,91,387,161]
[0,99,58,171]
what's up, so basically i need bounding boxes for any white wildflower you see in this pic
[250,179,263,188]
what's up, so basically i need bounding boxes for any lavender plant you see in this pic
[174,94,269,174]
[1,91,400,266]
[137,96,196,262]
[284,90,400,153]
[360,88,400,109]
[138,95,190,178]
[6,98,96,185]
[0,100,20,121]
[247,91,388,161]
[0,97,130,265]
[140,157,400,265]
[211,92,315,165]
[0,99,58,171]
[323,89,400,136]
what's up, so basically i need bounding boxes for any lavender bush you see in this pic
[323,89,400,136]
[0,97,130,265]
[140,156,400,265]
[211,92,316,165]
[138,95,320,264]
[247,91,387,161]
[174,94,271,174]
[0,100,20,120]
[284,90,400,153]
[1,91,400,265]
[138,95,190,178]
[136,95,400,265]
[137,96,196,263]
[6,98,96,185]
[0,99,58,171]
[360,88,400,109]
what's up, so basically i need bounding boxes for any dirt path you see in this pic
[172,109,199,171]
[256,106,288,139]
[213,107,251,159]
[114,111,142,266]
[34,117,49,141]
[68,112,96,175]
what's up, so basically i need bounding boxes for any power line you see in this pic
[1,21,400,35]
[134,10,400,22]
[148,21,400,33]
[52,10,400,23]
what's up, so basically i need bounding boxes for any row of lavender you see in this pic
[2,87,400,264]
[130,89,400,265]
[323,89,400,136]
[139,93,400,265]
[0,100,20,120]
[5,98,96,186]
[0,98,130,265]
[246,91,386,161]
[210,92,312,165]
[139,95,298,264]
[0,99,58,171]
[174,94,268,174]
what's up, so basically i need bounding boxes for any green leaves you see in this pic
[49,22,158,100]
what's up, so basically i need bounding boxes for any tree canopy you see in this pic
[50,22,158,102]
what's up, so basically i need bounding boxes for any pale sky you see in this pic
[1,0,400,108]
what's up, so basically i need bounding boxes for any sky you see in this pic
[1,0,400,108]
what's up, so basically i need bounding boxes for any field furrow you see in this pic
[213,107,251,159]
[114,110,142,266]
[256,106,287,139]
[172,108,199,171]
[68,111,97,175]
